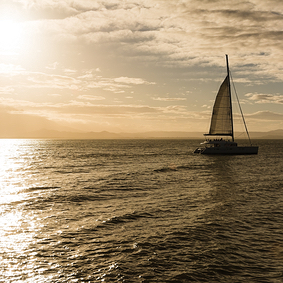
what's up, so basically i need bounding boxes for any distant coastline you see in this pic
[0,129,282,139]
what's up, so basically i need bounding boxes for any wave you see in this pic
[153,164,209,173]
[100,211,153,226]
[27,186,60,191]
[154,167,177,173]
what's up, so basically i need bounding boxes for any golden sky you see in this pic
[0,0,283,135]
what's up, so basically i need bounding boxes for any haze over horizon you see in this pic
[0,0,283,136]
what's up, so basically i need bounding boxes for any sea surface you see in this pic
[0,139,282,282]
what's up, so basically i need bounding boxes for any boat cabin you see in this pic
[201,139,237,148]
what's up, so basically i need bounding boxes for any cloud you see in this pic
[201,104,211,109]
[114,77,154,85]
[77,72,155,92]
[77,95,105,101]
[16,0,78,19]
[152,97,186,101]
[46,62,59,70]
[0,103,73,136]
[0,66,82,90]
[26,72,81,90]
[16,0,283,79]
[0,63,25,74]
[0,65,155,93]
[0,86,14,94]
[246,111,283,120]
[246,93,283,104]
[59,101,163,115]
[0,97,51,109]
[63,68,77,74]
[0,95,190,117]
[2,0,282,133]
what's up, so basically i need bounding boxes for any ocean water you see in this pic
[0,139,282,283]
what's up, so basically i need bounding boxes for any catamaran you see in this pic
[194,55,258,155]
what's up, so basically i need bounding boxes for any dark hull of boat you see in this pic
[194,146,258,155]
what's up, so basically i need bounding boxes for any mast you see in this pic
[226,54,234,142]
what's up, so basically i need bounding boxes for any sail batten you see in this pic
[206,75,233,137]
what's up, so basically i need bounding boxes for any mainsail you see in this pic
[206,75,233,138]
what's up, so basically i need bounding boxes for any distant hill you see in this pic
[22,129,123,139]
[1,129,282,139]
[249,129,283,139]
[19,130,203,139]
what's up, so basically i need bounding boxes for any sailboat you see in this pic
[194,55,258,155]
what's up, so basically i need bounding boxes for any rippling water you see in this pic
[0,139,282,282]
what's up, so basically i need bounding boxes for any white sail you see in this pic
[207,75,233,136]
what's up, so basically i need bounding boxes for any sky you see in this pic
[0,0,283,135]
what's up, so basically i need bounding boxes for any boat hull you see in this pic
[194,146,258,155]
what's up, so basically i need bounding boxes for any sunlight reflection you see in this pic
[0,140,37,280]
[0,139,55,281]
[0,139,29,205]
[0,211,32,250]
[0,209,36,280]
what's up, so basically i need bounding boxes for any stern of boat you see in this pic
[194,147,205,154]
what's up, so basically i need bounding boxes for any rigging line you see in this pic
[229,70,252,145]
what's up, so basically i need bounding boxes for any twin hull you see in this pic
[195,146,258,155]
